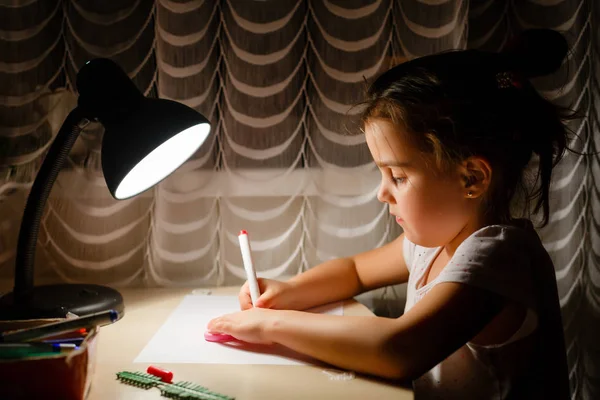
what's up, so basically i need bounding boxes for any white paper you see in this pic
[134,295,343,365]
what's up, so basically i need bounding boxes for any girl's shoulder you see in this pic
[405,219,542,264]
[442,219,550,308]
[459,218,543,256]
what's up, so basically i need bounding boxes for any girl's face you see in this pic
[365,118,478,248]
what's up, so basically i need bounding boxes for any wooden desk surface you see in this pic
[90,287,413,400]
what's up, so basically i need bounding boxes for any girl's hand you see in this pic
[207,308,277,345]
[239,278,297,310]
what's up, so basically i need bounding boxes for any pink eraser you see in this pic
[239,230,247,236]
[204,332,236,342]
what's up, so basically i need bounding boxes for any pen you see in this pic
[238,230,260,306]
[43,337,85,346]
[0,309,119,343]
[0,343,78,359]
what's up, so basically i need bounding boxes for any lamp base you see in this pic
[0,284,124,321]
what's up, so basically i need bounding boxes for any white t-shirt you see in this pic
[403,220,570,399]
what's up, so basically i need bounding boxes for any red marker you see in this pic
[147,365,173,383]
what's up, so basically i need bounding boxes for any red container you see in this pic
[0,320,98,400]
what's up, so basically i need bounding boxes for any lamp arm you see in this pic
[13,107,89,303]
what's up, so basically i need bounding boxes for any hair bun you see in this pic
[501,29,568,78]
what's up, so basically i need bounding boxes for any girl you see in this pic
[208,29,572,399]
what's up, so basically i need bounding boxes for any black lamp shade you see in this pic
[101,98,210,199]
[76,58,211,199]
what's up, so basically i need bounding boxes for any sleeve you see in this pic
[403,235,417,273]
[433,225,537,309]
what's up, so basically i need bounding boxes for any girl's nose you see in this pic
[377,181,395,204]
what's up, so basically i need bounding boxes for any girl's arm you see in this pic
[283,233,410,310]
[264,281,502,380]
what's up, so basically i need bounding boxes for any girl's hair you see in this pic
[362,29,576,227]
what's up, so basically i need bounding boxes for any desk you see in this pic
[90,287,413,399]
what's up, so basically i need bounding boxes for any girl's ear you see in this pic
[459,156,492,199]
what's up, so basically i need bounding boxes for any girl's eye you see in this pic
[392,176,406,184]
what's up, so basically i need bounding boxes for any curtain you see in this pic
[0,1,597,398]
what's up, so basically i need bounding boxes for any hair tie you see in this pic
[496,71,522,89]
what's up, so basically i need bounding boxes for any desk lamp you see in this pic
[0,58,211,320]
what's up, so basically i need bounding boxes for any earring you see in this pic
[467,191,473,197]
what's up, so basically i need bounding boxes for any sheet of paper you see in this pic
[134,295,343,365]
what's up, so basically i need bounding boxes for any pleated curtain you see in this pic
[0,1,598,398]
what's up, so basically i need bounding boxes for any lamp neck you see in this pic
[13,107,88,303]
[76,58,144,128]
